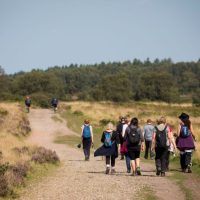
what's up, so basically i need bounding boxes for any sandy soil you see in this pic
[19,109,185,200]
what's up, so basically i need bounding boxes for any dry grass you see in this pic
[0,103,31,165]
[61,101,200,157]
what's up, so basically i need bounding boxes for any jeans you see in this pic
[144,140,154,159]
[125,153,131,172]
[106,156,115,167]
[180,152,192,170]
[82,138,92,159]
[155,147,168,172]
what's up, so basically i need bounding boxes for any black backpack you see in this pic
[155,126,167,148]
[127,127,140,145]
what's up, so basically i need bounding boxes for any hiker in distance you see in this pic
[143,119,154,160]
[124,117,144,176]
[51,97,58,112]
[25,96,31,113]
[94,122,120,174]
[151,117,176,177]
[176,113,196,173]
[81,119,94,161]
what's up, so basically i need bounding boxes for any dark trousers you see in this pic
[155,147,168,172]
[82,138,92,159]
[125,153,131,171]
[180,152,192,170]
[144,140,154,159]
[106,155,115,167]
[166,151,170,170]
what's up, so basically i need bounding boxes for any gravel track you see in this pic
[19,109,185,200]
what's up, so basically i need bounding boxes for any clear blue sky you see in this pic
[0,0,200,74]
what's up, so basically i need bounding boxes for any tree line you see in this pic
[0,58,200,105]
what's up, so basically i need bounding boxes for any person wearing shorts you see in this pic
[124,117,144,176]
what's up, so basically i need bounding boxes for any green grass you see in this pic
[54,135,81,148]
[51,115,63,123]
[136,186,157,200]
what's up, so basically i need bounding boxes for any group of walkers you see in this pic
[24,96,58,112]
[80,113,196,176]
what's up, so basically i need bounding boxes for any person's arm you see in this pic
[139,128,144,151]
[90,126,94,143]
[168,129,176,150]
[101,132,105,143]
[190,124,196,141]
[151,131,156,151]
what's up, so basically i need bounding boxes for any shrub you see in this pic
[12,146,30,155]
[73,110,83,116]
[0,175,9,197]
[17,116,31,136]
[30,92,52,108]
[10,162,30,186]
[31,147,60,164]
[0,108,8,117]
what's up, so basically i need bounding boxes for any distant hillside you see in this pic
[1,59,200,104]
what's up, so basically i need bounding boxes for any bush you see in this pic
[17,116,31,136]
[30,92,52,108]
[73,110,83,116]
[10,162,30,186]
[31,147,60,164]
[0,108,8,117]
[12,146,30,155]
[0,175,9,197]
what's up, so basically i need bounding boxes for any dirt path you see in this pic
[20,109,185,200]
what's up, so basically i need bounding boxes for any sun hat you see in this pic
[178,112,189,121]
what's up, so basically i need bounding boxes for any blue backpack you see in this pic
[104,132,112,147]
[180,125,191,138]
[83,125,91,138]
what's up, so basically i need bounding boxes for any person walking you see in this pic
[25,96,31,113]
[143,119,154,159]
[94,122,120,174]
[124,117,144,176]
[81,119,93,161]
[176,113,195,173]
[120,118,131,173]
[51,97,58,112]
[152,117,176,177]
[117,116,125,160]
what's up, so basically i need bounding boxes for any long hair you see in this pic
[181,118,191,129]
[130,117,138,127]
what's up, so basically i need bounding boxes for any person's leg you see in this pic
[131,160,136,175]
[160,148,168,176]
[125,153,131,173]
[144,140,149,159]
[155,147,162,175]
[185,152,192,173]
[166,151,170,171]
[111,155,116,174]
[105,156,111,174]
[149,141,154,159]
[180,152,186,172]
[86,139,92,160]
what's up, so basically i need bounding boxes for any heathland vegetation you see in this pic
[1,59,200,105]
[0,103,59,198]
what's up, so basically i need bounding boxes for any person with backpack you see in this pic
[81,119,94,161]
[116,116,125,160]
[151,117,176,177]
[120,118,131,173]
[143,119,154,160]
[94,122,120,174]
[25,96,31,113]
[176,113,195,173]
[51,97,58,112]
[124,117,144,176]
